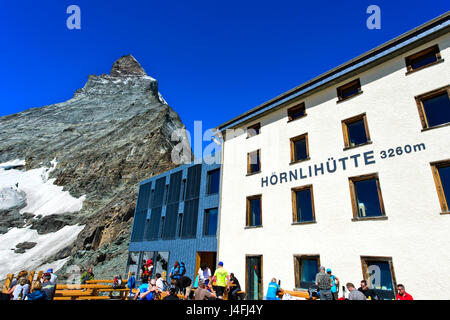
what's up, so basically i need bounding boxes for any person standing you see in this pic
[396,284,413,300]
[327,269,339,300]
[266,278,281,300]
[169,261,181,284]
[211,261,230,299]
[315,266,333,300]
[358,280,379,300]
[346,283,366,300]
[46,268,57,283]
[198,263,212,286]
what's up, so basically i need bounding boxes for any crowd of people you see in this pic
[1,263,413,301]
[0,269,57,301]
[309,265,413,300]
[129,259,243,301]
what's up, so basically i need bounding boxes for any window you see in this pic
[290,133,309,164]
[247,123,261,138]
[287,102,306,122]
[206,169,220,195]
[405,45,442,73]
[349,173,386,220]
[361,257,397,300]
[292,185,315,224]
[204,208,218,236]
[416,86,450,130]
[342,113,371,149]
[431,160,450,213]
[126,252,140,276]
[337,78,362,102]
[294,255,320,290]
[246,195,262,227]
[160,217,165,238]
[247,150,261,174]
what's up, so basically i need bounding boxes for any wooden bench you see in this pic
[54,295,111,300]
[278,289,317,300]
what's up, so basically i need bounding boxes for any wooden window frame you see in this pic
[405,44,443,74]
[291,185,316,225]
[341,113,372,150]
[245,255,263,300]
[290,133,310,164]
[247,149,261,175]
[336,78,362,103]
[246,194,262,228]
[293,255,320,290]
[348,173,387,221]
[247,122,261,138]
[430,159,450,214]
[287,102,307,122]
[415,85,450,131]
[361,256,397,298]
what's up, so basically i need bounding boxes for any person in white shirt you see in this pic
[155,273,165,291]
[198,264,211,286]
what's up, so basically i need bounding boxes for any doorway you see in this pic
[195,251,217,280]
[246,255,263,300]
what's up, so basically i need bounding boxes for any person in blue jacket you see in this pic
[266,278,282,300]
[25,281,48,300]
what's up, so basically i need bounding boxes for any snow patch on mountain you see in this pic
[0,159,86,217]
[0,224,85,280]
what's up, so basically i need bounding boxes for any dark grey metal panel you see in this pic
[186,164,202,200]
[168,171,182,204]
[136,182,151,211]
[145,207,162,241]
[131,209,147,242]
[162,203,179,239]
[151,177,166,208]
[181,198,199,238]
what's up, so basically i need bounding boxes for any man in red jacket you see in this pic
[396,284,413,300]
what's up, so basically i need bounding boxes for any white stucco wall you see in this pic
[217,33,450,300]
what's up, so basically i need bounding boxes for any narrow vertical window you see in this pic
[431,160,450,213]
[246,195,262,227]
[342,113,371,149]
[349,173,386,220]
[204,208,218,236]
[206,169,220,195]
[247,150,261,174]
[361,257,397,300]
[177,214,183,237]
[294,255,320,290]
[180,179,186,201]
[292,185,315,224]
[416,86,450,130]
[290,134,309,164]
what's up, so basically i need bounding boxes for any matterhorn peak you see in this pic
[110,54,147,77]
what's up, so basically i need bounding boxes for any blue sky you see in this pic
[0,1,448,157]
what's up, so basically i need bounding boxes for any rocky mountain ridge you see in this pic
[0,55,190,280]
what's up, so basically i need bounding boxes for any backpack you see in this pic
[127,276,136,289]
[179,262,186,276]
[308,284,320,299]
[113,275,123,289]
